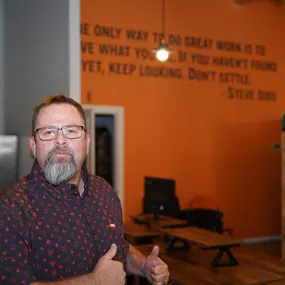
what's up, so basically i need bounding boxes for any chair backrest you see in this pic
[183,208,224,233]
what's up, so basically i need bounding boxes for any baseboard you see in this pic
[243,235,281,244]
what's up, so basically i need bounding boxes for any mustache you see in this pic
[47,146,74,161]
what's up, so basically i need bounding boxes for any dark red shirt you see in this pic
[0,160,129,284]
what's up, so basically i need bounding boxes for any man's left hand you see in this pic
[144,245,170,284]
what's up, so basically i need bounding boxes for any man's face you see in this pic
[29,103,90,185]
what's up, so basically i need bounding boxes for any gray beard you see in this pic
[43,147,76,185]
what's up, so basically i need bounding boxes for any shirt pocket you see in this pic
[86,213,128,264]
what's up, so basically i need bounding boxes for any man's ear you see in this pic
[29,136,36,158]
[86,133,91,154]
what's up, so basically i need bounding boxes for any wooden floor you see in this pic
[234,241,285,285]
[130,240,285,285]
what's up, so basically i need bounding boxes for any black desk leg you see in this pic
[167,237,190,252]
[210,246,238,268]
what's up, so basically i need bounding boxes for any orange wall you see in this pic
[81,0,285,238]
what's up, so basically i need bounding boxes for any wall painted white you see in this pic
[4,0,70,136]
[3,0,75,178]
[0,0,4,134]
[68,0,81,103]
[244,235,280,244]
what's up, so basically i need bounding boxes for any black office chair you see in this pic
[180,208,224,233]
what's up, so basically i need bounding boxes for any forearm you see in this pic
[126,244,147,277]
[32,272,96,285]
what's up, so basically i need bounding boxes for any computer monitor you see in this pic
[143,176,180,218]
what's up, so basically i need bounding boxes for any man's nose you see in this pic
[55,130,67,145]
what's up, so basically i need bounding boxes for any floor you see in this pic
[240,240,281,258]
[235,241,285,285]
[130,240,285,285]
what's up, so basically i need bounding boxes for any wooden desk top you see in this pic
[131,214,188,228]
[161,227,243,248]
[124,223,161,238]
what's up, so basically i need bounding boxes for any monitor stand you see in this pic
[152,204,164,223]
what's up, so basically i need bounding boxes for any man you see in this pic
[0,94,170,284]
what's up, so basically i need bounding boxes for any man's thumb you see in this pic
[102,243,117,260]
[150,245,159,258]
[147,245,160,268]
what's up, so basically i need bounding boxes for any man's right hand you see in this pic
[92,244,126,285]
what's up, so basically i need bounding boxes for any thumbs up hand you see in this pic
[92,244,126,285]
[101,243,118,260]
[144,245,170,285]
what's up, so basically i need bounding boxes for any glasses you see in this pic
[35,125,86,141]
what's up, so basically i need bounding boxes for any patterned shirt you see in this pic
[0,160,129,284]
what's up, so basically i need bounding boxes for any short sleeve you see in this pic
[0,206,36,285]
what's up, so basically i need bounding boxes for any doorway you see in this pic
[83,105,125,218]
[95,115,114,186]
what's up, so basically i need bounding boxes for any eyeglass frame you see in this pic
[34,124,87,141]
